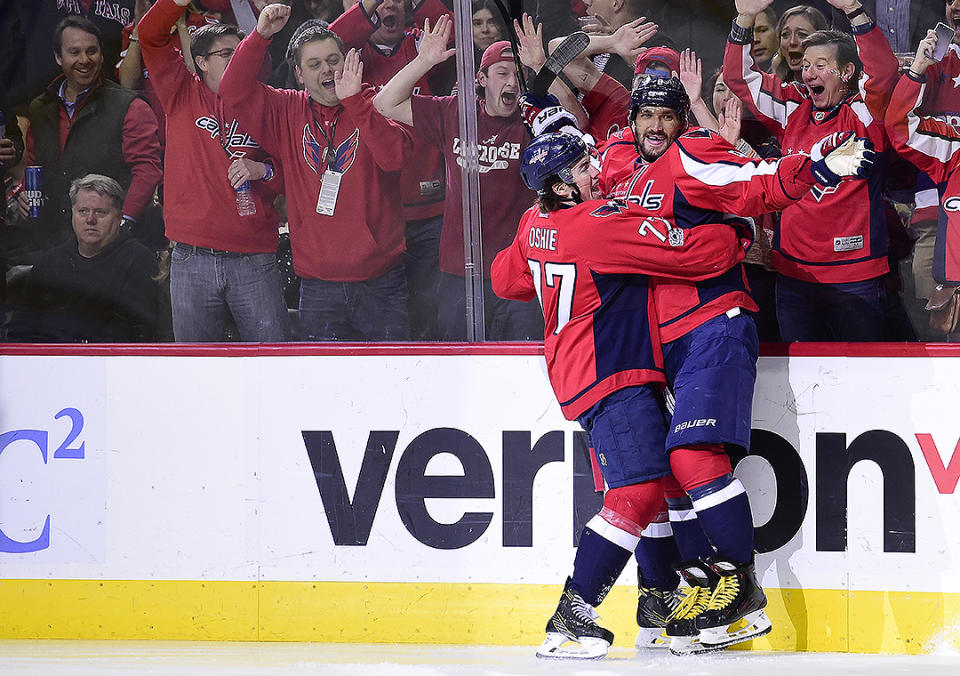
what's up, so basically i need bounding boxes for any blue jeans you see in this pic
[437,272,543,341]
[298,263,410,341]
[170,243,290,342]
[775,274,884,342]
[404,215,442,341]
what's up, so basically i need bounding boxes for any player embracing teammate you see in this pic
[492,29,876,657]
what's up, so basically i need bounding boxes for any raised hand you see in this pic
[910,29,938,77]
[718,97,743,147]
[134,0,153,20]
[824,0,862,13]
[334,48,363,101]
[256,3,291,40]
[419,15,456,67]
[735,0,775,18]
[611,16,658,61]
[515,14,546,71]
[678,49,702,103]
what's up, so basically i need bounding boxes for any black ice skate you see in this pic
[665,561,720,656]
[536,581,614,660]
[634,585,683,649]
[694,557,772,649]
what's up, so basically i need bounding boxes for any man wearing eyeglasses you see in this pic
[140,0,291,342]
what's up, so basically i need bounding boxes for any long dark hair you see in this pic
[773,5,829,82]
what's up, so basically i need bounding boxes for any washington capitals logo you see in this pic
[590,199,630,217]
[810,184,839,202]
[302,125,360,175]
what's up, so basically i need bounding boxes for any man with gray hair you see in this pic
[3,174,159,342]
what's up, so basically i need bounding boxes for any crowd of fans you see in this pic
[0,0,958,343]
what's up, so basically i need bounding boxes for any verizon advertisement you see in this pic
[1,351,959,595]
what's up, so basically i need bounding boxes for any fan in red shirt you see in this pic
[140,0,290,342]
[219,2,417,340]
[375,15,543,341]
[724,0,900,341]
[330,0,452,338]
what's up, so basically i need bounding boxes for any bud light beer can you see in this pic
[25,166,43,218]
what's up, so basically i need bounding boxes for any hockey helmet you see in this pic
[629,74,690,123]
[520,132,589,195]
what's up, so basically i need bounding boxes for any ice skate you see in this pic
[634,585,682,649]
[694,557,772,649]
[665,561,719,656]
[536,581,614,660]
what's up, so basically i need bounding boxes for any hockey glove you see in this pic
[809,131,876,187]
[519,93,580,137]
[519,92,559,129]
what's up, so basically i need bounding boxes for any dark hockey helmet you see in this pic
[520,132,588,195]
[629,74,690,123]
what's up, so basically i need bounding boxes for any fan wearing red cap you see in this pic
[474,40,522,116]
[634,46,681,81]
[374,15,542,340]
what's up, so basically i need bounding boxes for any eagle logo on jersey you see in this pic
[302,125,360,175]
[682,128,715,140]
[590,199,630,217]
[810,183,839,202]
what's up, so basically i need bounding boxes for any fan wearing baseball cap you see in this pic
[374,15,543,341]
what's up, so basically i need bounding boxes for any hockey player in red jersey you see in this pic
[491,131,752,659]
[494,120,873,657]
[606,74,874,654]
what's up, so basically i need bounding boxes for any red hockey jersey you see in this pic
[909,44,960,224]
[723,23,898,283]
[491,198,747,420]
[886,73,960,285]
[605,127,817,342]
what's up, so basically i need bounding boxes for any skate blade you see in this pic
[668,634,712,656]
[536,632,610,660]
[635,626,670,649]
[698,609,772,649]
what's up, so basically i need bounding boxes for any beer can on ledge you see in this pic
[25,166,43,218]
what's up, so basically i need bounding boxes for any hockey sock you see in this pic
[570,522,636,606]
[687,474,754,564]
[634,510,681,591]
[662,474,714,560]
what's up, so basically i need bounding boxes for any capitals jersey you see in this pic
[723,22,899,283]
[910,44,960,224]
[886,73,960,285]
[491,198,748,420]
[605,127,817,342]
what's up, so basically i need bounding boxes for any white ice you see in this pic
[1,641,958,676]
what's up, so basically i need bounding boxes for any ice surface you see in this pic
[1,641,958,676]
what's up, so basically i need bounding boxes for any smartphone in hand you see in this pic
[933,22,954,62]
